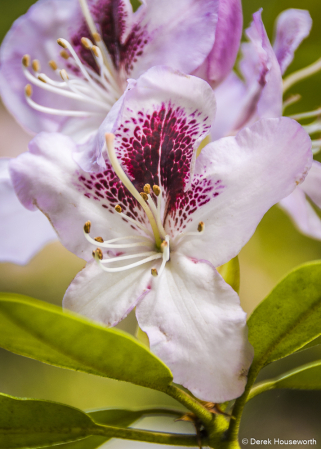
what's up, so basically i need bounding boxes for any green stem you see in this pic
[247,380,276,402]
[92,423,200,446]
[162,384,213,427]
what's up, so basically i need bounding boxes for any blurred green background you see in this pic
[1,0,321,447]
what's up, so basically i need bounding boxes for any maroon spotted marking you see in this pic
[166,177,225,236]
[115,102,211,214]
[73,161,149,230]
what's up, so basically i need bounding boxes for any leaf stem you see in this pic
[92,424,200,446]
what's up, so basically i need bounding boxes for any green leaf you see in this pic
[217,256,240,293]
[297,335,321,352]
[248,261,321,375]
[0,393,96,448]
[0,293,173,390]
[248,360,321,401]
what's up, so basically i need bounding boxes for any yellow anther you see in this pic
[94,248,103,260]
[25,84,32,97]
[93,32,101,42]
[60,50,70,60]
[140,192,148,201]
[84,221,91,234]
[94,237,104,243]
[38,75,46,83]
[32,59,40,72]
[115,205,122,213]
[49,60,58,71]
[57,38,67,49]
[151,268,158,277]
[198,221,205,232]
[143,184,151,194]
[160,240,168,252]
[92,46,99,58]
[60,69,69,81]
[81,37,92,49]
[22,54,30,67]
[153,185,161,196]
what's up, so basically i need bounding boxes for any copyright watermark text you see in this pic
[241,438,317,446]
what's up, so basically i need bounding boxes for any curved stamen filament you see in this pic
[100,251,156,264]
[84,230,152,248]
[174,222,205,244]
[303,121,321,134]
[105,134,162,247]
[288,107,321,121]
[283,58,321,93]
[25,93,100,116]
[96,252,162,272]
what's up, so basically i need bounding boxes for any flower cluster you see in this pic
[0,0,317,401]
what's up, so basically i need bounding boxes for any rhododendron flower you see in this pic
[10,67,312,401]
[0,0,242,264]
[212,8,321,241]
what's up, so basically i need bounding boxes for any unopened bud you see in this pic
[140,192,148,201]
[32,59,40,72]
[84,221,91,234]
[49,60,58,71]
[22,54,30,67]
[115,205,122,213]
[151,268,158,277]
[94,237,104,243]
[143,184,151,194]
[25,84,32,97]
[81,37,92,49]
[94,248,103,260]
[153,185,161,196]
[60,50,70,60]
[198,221,205,232]
[57,38,67,49]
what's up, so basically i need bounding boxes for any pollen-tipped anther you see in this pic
[25,84,32,97]
[115,205,122,213]
[81,37,92,49]
[153,185,161,196]
[94,248,103,260]
[57,38,67,49]
[84,221,91,234]
[143,184,151,194]
[60,50,70,60]
[94,237,104,243]
[22,54,30,68]
[60,69,69,81]
[93,32,101,42]
[198,221,205,233]
[49,60,58,71]
[140,192,148,201]
[160,240,168,252]
[92,46,100,58]
[32,59,40,72]
[38,75,46,83]
[151,268,158,277]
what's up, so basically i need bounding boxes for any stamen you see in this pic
[57,38,68,49]
[22,54,30,68]
[97,253,162,273]
[144,184,151,194]
[174,222,206,243]
[303,121,321,135]
[158,235,170,277]
[25,94,101,117]
[282,94,301,112]
[25,84,32,97]
[153,185,161,196]
[311,139,321,154]
[151,268,158,277]
[115,205,122,213]
[140,192,148,201]
[81,37,92,50]
[198,221,205,232]
[288,107,321,121]
[49,60,58,71]
[283,58,321,93]
[94,237,104,243]
[147,188,167,239]
[105,133,162,247]
[100,251,156,264]
[32,59,40,73]
[84,227,152,249]
[60,50,70,60]
[84,221,91,233]
[93,32,101,42]
[94,248,103,260]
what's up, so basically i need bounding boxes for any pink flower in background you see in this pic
[9,67,312,401]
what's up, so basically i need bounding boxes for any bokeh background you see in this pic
[1,0,321,447]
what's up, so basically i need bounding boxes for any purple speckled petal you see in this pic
[9,132,150,261]
[127,0,219,80]
[99,66,215,205]
[0,0,105,139]
[273,9,312,75]
[0,158,57,264]
[170,118,312,266]
[238,10,283,124]
[136,252,254,402]
[63,257,152,326]
[194,0,243,87]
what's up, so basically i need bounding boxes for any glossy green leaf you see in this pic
[217,256,240,293]
[248,360,321,401]
[247,261,321,375]
[297,335,321,352]
[0,293,173,390]
[0,393,96,448]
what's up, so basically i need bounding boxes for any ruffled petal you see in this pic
[127,0,219,80]
[195,0,243,87]
[0,0,105,139]
[0,158,56,264]
[279,187,321,241]
[9,132,148,260]
[99,66,215,205]
[273,9,312,74]
[300,160,321,209]
[170,118,312,266]
[63,258,152,326]
[136,252,254,402]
